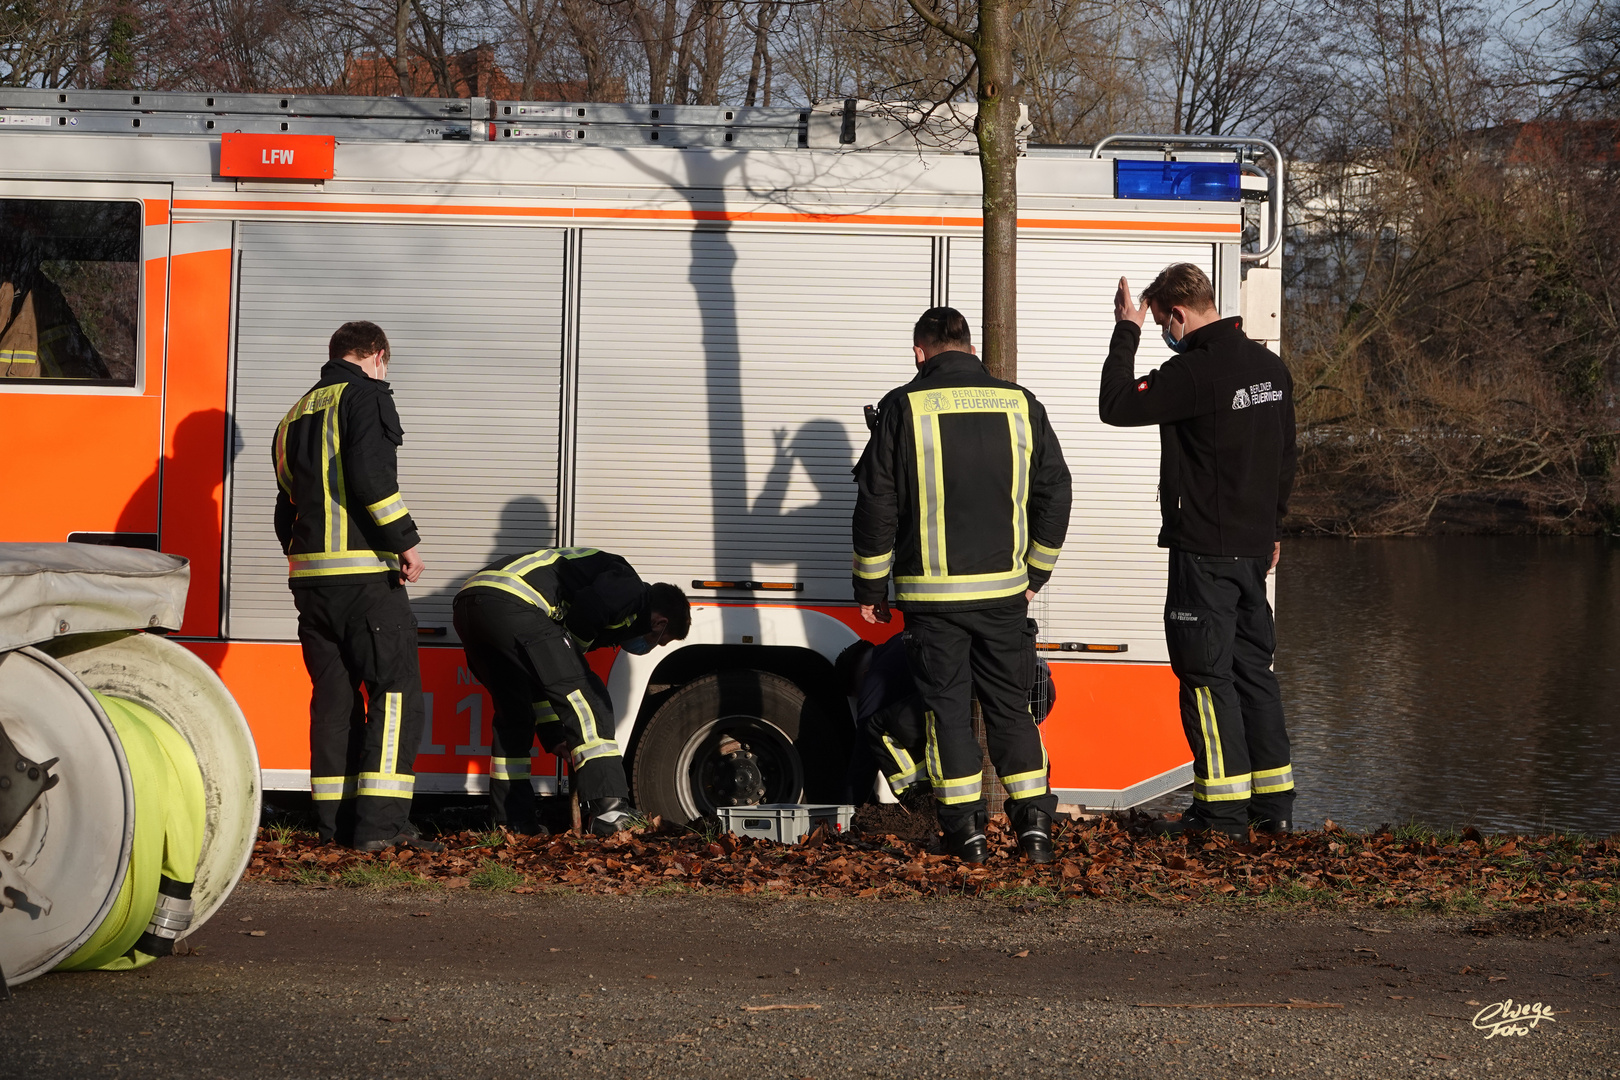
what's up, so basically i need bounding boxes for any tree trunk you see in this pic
[394,0,411,94]
[975,0,1018,381]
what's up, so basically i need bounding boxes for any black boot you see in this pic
[586,796,633,837]
[1147,807,1246,842]
[942,810,989,864]
[1016,809,1054,864]
[1250,815,1292,836]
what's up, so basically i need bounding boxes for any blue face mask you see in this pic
[1162,312,1190,353]
[620,635,654,655]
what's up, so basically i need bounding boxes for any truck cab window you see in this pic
[1,199,141,386]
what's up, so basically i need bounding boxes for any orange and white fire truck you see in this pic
[0,89,1283,822]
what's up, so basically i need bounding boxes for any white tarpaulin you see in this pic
[0,543,189,652]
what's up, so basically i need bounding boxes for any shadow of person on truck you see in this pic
[115,407,230,636]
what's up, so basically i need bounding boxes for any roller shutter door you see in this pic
[573,229,932,601]
[227,222,564,640]
[949,238,1216,662]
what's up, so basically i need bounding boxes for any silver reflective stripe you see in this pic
[894,571,1029,597]
[324,402,344,553]
[571,739,622,767]
[934,776,982,802]
[1003,772,1048,796]
[289,552,398,572]
[490,756,533,780]
[1252,765,1294,793]
[918,415,943,575]
[367,492,409,525]
[1027,541,1061,572]
[1193,774,1251,800]
[461,570,553,612]
[380,692,402,775]
[852,550,895,579]
[310,775,356,800]
[1009,407,1031,568]
[358,773,415,797]
[145,894,195,938]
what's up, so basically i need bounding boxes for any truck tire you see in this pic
[631,669,847,826]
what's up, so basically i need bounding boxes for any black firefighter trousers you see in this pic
[1164,549,1296,830]
[452,590,628,829]
[292,578,425,846]
[902,600,1058,831]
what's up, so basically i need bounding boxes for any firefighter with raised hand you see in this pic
[1099,264,1299,838]
[852,307,1072,864]
[273,320,440,852]
[452,548,691,836]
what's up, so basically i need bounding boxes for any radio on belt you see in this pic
[218,132,336,179]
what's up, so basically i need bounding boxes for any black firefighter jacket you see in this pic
[1098,317,1298,558]
[460,548,655,650]
[853,351,1073,612]
[273,359,421,587]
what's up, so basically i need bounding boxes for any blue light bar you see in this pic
[1115,159,1242,202]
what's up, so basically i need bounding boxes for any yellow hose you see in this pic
[54,693,206,972]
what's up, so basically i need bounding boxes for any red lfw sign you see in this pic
[219,133,336,180]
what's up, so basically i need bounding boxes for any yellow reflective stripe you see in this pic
[323,392,344,553]
[934,773,983,804]
[880,735,923,791]
[566,689,621,768]
[923,710,944,786]
[1252,764,1295,793]
[273,422,293,493]
[1001,746,1050,797]
[1008,405,1032,575]
[1196,686,1225,779]
[894,570,1029,603]
[533,700,560,725]
[914,412,949,576]
[366,492,409,526]
[460,571,554,614]
[1193,773,1251,802]
[853,550,895,579]
[490,756,533,780]
[357,772,415,798]
[1026,540,1061,573]
[310,774,356,801]
[380,693,402,775]
[288,550,399,577]
[0,348,39,362]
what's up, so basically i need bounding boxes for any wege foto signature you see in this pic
[1472,999,1556,1038]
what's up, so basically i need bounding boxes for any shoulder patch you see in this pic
[1136,379,1149,392]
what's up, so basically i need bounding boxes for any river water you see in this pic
[1268,536,1620,836]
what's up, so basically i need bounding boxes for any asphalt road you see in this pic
[3,883,1616,1078]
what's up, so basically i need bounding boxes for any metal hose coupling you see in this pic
[135,876,195,957]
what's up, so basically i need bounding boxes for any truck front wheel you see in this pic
[632,670,842,826]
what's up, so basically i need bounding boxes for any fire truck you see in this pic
[0,89,1284,823]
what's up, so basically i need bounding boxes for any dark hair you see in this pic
[913,306,973,351]
[1140,263,1217,315]
[648,583,691,640]
[834,639,875,696]
[329,321,391,363]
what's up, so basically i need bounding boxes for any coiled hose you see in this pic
[54,693,205,971]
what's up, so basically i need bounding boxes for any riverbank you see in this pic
[245,815,1620,915]
[4,881,1613,1078]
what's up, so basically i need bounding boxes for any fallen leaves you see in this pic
[241,814,1620,912]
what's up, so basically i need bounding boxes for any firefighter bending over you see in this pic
[274,320,439,852]
[453,548,691,836]
[836,630,1056,814]
[1100,264,1298,838]
[852,307,1073,864]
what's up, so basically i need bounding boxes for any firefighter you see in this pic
[835,630,1057,809]
[1099,264,1299,838]
[452,548,691,836]
[273,320,440,852]
[852,307,1073,863]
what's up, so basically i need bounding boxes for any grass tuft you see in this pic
[338,862,432,889]
[469,860,527,891]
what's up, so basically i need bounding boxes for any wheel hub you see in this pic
[709,737,766,806]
